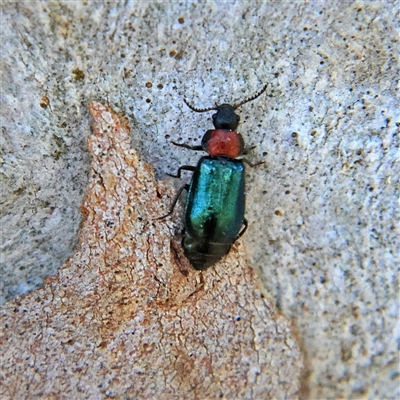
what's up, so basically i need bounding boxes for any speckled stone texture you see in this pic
[1,2,398,399]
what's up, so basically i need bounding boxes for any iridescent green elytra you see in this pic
[183,156,245,270]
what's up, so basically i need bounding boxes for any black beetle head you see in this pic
[212,104,240,130]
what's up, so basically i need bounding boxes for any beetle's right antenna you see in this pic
[233,84,268,109]
[183,98,217,113]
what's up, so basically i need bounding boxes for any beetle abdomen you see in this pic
[183,236,232,270]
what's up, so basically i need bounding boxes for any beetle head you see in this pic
[212,104,240,130]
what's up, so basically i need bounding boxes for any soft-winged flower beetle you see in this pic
[161,84,268,270]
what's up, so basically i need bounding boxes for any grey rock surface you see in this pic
[1,1,399,399]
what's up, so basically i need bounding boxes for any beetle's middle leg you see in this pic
[157,184,190,220]
[167,165,196,178]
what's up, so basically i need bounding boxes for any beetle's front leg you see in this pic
[171,141,203,151]
[242,158,265,168]
[243,145,257,155]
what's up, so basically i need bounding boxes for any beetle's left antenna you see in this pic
[183,98,217,113]
[233,84,268,109]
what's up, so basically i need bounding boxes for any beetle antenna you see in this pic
[184,98,217,113]
[233,84,268,109]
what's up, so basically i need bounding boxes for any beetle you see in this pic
[162,84,268,270]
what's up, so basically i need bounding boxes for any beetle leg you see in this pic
[243,145,257,155]
[242,158,265,168]
[157,184,190,220]
[167,165,196,179]
[180,227,186,246]
[236,219,248,239]
[171,141,203,151]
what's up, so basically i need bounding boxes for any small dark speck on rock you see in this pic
[72,68,85,81]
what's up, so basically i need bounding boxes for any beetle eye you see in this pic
[212,113,217,121]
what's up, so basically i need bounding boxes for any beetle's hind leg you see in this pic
[236,219,248,240]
